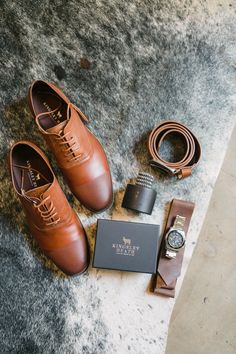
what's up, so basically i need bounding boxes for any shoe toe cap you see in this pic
[74,172,113,212]
[47,238,89,276]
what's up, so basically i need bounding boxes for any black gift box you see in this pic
[92,219,160,274]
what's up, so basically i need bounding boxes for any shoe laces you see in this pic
[33,195,61,226]
[17,166,60,227]
[36,100,89,162]
[56,130,82,162]
[56,102,88,162]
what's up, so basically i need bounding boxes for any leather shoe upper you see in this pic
[28,80,113,212]
[9,141,89,275]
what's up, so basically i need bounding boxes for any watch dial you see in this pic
[167,230,184,249]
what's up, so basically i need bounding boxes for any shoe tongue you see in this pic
[24,183,51,199]
[46,120,68,134]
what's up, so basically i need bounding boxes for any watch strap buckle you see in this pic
[165,250,177,259]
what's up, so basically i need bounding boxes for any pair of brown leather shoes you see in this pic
[9,81,113,275]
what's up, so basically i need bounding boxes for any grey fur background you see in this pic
[0,1,235,353]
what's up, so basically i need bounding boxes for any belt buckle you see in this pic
[149,160,180,176]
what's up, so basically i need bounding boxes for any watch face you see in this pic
[167,230,185,249]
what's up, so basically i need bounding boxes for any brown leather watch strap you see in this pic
[153,199,195,298]
[148,121,201,179]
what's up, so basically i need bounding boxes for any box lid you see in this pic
[93,219,160,274]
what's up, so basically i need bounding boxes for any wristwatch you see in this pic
[153,199,195,298]
[165,215,186,259]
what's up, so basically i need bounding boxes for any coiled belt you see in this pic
[148,121,201,179]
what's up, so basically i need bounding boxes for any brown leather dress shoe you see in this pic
[28,80,113,212]
[9,141,90,275]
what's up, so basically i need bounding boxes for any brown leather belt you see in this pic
[148,121,201,179]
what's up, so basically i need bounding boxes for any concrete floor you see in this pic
[166,126,236,354]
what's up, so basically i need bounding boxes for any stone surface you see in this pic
[166,126,236,354]
[0,1,235,353]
